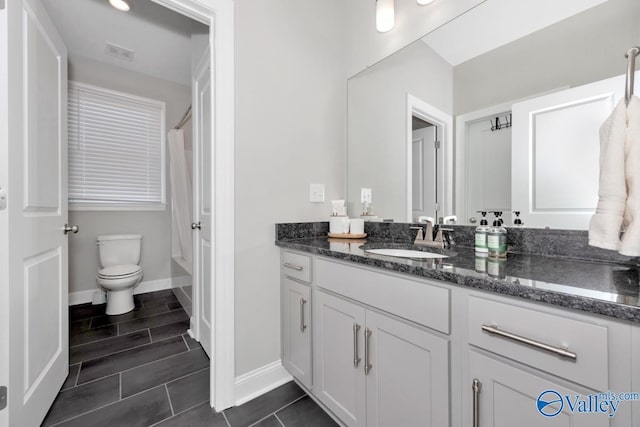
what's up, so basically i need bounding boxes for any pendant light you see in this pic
[376,0,395,33]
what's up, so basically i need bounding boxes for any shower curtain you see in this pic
[168,128,193,274]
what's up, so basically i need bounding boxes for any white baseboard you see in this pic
[234,361,293,406]
[69,276,187,306]
[171,275,192,288]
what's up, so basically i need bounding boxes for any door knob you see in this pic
[191,222,201,230]
[63,224,79,234]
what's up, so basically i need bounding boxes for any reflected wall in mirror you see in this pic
[347,0,640,229]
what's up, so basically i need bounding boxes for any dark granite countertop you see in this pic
[276,237,640,323]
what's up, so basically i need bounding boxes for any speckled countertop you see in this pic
[276,236,640,323]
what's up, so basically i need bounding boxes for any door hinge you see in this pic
[0,386,7,411]
[434,140,441,150]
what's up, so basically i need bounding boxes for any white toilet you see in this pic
[96,234,144,315]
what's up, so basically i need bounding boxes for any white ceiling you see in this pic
[42,0,207,86]
[421,0,608,66]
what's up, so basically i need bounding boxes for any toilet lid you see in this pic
[98,264,142,279]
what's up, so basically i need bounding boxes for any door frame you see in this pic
[405,94,452,223]
[150,0,235,411]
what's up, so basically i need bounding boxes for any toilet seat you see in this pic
[98,264,142,279]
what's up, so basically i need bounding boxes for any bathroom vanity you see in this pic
[276,223,640,427]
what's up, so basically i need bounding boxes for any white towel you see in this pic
[588,98,628,250]
[619,96,640,256]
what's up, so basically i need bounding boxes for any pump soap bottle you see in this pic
[474,211,490,254]
[488,211,507,259]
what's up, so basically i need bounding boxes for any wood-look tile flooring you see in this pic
[43,289,336,427]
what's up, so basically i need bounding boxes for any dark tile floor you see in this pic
[44,289,337,427]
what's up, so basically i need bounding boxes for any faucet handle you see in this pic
[443,215,457,224]
[410,226,425,241]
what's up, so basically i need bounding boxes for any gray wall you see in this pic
[234,0,347,377]
[68,55,191,294]
[453,0,640,115]
[347,41,453,221]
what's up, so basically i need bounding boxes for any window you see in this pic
[68,81,166,210]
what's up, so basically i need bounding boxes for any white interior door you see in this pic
[512,73,632,229]
[2,0,69,425]
[466,118,512,225]
[412,126,438,221]
[193,50,212,358]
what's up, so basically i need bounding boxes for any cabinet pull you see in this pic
[364,328,372,374]
[283,262,304,271]
[481,324,577,360]
[472,379,481,427]
[353,323,361,368]
[299,299,307,332]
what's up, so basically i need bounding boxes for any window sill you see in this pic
[70,203,167,212]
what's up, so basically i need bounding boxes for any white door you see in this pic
[314,290,366,427]
[365,310,449,427]
[512,73,633,229]
[468,351,607,427]
[411,125,438,221]
[1,0,69,425]
[466,118,512,225]
[192,50,212,358]
[282,278,312,389]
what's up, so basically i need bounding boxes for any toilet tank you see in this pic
[97,234,142,268]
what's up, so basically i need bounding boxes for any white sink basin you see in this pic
[365,248,448,259]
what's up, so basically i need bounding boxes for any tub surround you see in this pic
[275,222,640,322]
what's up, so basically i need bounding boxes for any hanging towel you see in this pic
[588,99,628,250]
[619,96,640,256]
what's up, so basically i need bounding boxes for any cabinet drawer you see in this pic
[468,296,608,390]
[282,251,312,283]
[316,258,450,334]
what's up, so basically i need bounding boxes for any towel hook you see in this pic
[625,46,640,105]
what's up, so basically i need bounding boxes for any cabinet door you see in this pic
[314,290,366,427]
[469,351,608,427]
[365,310,449,427]
[283,277,312,389]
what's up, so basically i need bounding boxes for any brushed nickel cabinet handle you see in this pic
[481,324,577,360]
[472,378,481,427]
[283,262,304,271]
[299,298,307,333]
[364,327,372,374]
[191,221,201,230]
[353,323,361,368]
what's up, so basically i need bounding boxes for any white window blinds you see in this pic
[68,81,166,207]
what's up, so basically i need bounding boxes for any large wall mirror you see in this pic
[347,0,640,229]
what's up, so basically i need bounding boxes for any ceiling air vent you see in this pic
[105,42,135,62]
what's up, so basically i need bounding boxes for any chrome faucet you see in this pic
[410,224,455,249]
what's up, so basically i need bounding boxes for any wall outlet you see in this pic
[361,188,372,203]
[309,184,325,203]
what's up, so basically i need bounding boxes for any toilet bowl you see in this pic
[96,234,143,315]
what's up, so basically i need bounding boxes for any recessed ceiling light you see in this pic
[109,0,131,12]
[417,0,434,5]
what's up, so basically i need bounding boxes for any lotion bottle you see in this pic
[474,211,490,254]
[488,211,507,258]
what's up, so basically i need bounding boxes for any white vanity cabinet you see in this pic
[314,289,449,427]
[279,248,636,427]
[281,251,313,389]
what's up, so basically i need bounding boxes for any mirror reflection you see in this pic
[347,0,640,229]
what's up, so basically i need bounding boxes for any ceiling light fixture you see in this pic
[109,0,131,12]
[376,0,395,33]
[417,0,434,5]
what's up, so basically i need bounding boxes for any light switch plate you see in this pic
[361,188,372,203]
[309,184,325,203]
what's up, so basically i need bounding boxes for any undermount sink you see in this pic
[364,248,448,259]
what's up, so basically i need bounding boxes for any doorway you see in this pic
[0,0,234,425]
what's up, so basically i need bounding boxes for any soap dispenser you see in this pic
[474,211,490,254]
[488,211,507,259]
